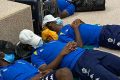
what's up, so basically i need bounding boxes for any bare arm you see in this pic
[39,54,63,71]
[71,19,83,47]
[60,10,69,18]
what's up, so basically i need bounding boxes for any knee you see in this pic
[57,68,71,74]
[55,68,73,79]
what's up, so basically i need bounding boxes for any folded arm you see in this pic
[71,19,83,47]
[32,42,77,71]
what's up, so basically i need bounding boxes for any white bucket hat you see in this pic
[19,29,43,48]
[42,14,57,26]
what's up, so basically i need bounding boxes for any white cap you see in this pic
[42,15,57,26]
[19,29,43,48]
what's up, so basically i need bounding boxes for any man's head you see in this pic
[42,15,63,33]
[15,42,32,61]
[19,29,43,49]
[0,40,15,65]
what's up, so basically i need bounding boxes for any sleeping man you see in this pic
[42,15,120,50]
[0,40,73,80]
[19,29,120,80]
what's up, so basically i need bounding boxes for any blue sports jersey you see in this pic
[58,24,103,47]
[0,60,39,80]
[31,40,85,70]
[57,0,75,16]
[0,75,3,80]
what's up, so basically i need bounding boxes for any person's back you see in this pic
[0,60,39,80]
[58,24,102,47]
[31,40,85,69]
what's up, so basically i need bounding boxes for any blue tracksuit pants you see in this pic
[99,25,120,50]
[72,50,120,80]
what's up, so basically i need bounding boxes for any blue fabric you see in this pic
[0,75,3,80]
[31,40,85,70]
[99,25,120,50]
[3,53,15,63]
[72,50,120,80]
[57,0,75,16]
[0,60,39,80]
[58,24,102,47]
[0,77,3,80]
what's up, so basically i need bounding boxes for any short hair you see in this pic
[0,40,15,54]
[15,42,32,60]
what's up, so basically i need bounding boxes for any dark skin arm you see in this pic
[50,0,68,18]
[0,52,9,66]
[71,19,83,47]
[60,10,69,18]
[39,42,77,72]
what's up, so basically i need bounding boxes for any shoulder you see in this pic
[64,24,71,27]
[61,24,72,30]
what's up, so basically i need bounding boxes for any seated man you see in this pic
[0,40,73,80]
[19,29,120,80]
[42,15,120,50]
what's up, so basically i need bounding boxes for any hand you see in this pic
[70,42,77,51]
[60,42,77,56]
[71,19,83,29]
[41,69,53,77]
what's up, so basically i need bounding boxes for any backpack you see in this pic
[72,0,105,12]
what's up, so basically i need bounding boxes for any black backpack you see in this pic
[72,0,105,12]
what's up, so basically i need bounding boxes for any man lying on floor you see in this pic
[19,29,120,80]
[42,15,120,50]
[50,0,75,18]
[0,40,73,80]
